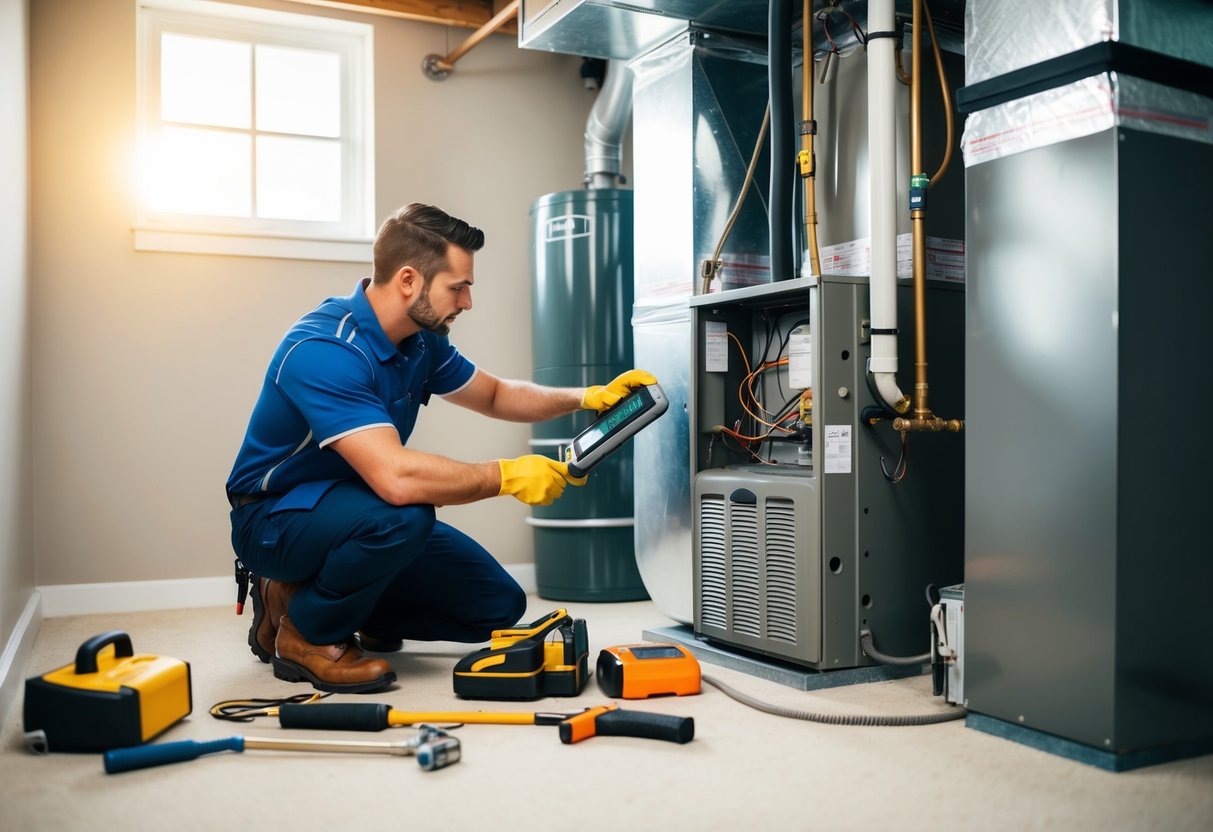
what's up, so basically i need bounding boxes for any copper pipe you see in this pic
[422,0,519,79]
[895,40,910,86]
[925,2,953,187]
[898,0,961,435]
[892,415,963,432]
[801,0,821,276]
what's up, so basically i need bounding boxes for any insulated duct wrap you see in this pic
[961,72,1213,167]
[965,0,1213,84]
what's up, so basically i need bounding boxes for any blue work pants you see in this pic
[229,481,526,645]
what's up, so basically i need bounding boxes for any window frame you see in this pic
[134,0,375,262]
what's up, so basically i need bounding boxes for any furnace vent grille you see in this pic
[765,498,798,643]
[696,489,808,645]
[730,502,761,638]
[698,495,727,630]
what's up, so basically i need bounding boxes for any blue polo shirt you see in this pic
[225,278,476,503]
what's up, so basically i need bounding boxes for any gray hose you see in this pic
[703,674,965,727]
[860,631,930,666]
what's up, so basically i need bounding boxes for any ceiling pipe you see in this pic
[584,60,633,190]
[422,0,519,80]
[768,0,794,281]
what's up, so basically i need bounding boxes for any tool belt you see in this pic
[228,492,266,509]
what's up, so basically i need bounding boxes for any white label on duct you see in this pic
[705,321,728,372]
[788,325,812,389]
[824,425,852,474]
[545,214,593,241]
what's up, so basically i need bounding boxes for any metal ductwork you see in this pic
[584,60,632,189]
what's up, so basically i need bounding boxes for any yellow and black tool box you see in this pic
[453,609,588,700]
[23,631,192,753]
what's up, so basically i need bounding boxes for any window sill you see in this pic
[133,228,373,263]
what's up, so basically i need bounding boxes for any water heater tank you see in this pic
[529,188,645,601]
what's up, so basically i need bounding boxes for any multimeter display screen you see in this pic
[629,645,684,660]
[574,388,651,455]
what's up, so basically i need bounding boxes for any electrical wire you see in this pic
[727,331,796,435]
[835,4,867,44]
[700,102,772,294]
[702,674,965,727]
[880,429,909,483]
[742,358,793,428]
[923,1,953,188]
[210,692,330,722]
[716,320,816,464]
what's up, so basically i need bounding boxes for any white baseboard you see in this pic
[0,591,42,725]
[38,576,236,617]
[36,563,539,619]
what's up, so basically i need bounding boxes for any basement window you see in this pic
[134,0,374,261]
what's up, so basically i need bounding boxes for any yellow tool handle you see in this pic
[387,710,538,727]
[277,702,586,730]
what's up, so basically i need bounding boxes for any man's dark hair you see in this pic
[372,203,485,285]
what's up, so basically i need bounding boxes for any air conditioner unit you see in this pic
[694,466,822,666]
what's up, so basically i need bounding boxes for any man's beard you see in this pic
[408,286,453,336]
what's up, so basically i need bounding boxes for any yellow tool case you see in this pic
[23,631,192,753]
[453,609,588,700]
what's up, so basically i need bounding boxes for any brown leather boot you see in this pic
[248,577,300,663]
[272,616,396,693]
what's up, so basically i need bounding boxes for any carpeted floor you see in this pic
[3,597,1212,831]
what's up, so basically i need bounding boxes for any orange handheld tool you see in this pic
[557,703,694,745]
[596,643,701,699]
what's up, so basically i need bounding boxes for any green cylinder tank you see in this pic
[529,188,646,601]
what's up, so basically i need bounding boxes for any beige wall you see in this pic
[29,0,611,586]
[1,0,34,638]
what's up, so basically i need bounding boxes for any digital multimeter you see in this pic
[596,643,701,699]
[566,383,669,478]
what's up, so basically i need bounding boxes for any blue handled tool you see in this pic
[104,725,460,773]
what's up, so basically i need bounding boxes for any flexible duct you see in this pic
[866,0,908,413]
[768,0,794,281]
[584,60,633,190]
[704,674,964,726]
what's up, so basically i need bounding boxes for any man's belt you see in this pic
[228,492,267,509]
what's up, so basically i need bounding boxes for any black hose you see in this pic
[703,675,965,727]
[768,0,794,281]
[860,630,930,666]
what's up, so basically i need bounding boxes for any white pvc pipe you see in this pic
[867,0,905,410]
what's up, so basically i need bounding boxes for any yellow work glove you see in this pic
[580,369,658,414]
[498,455,586,506]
